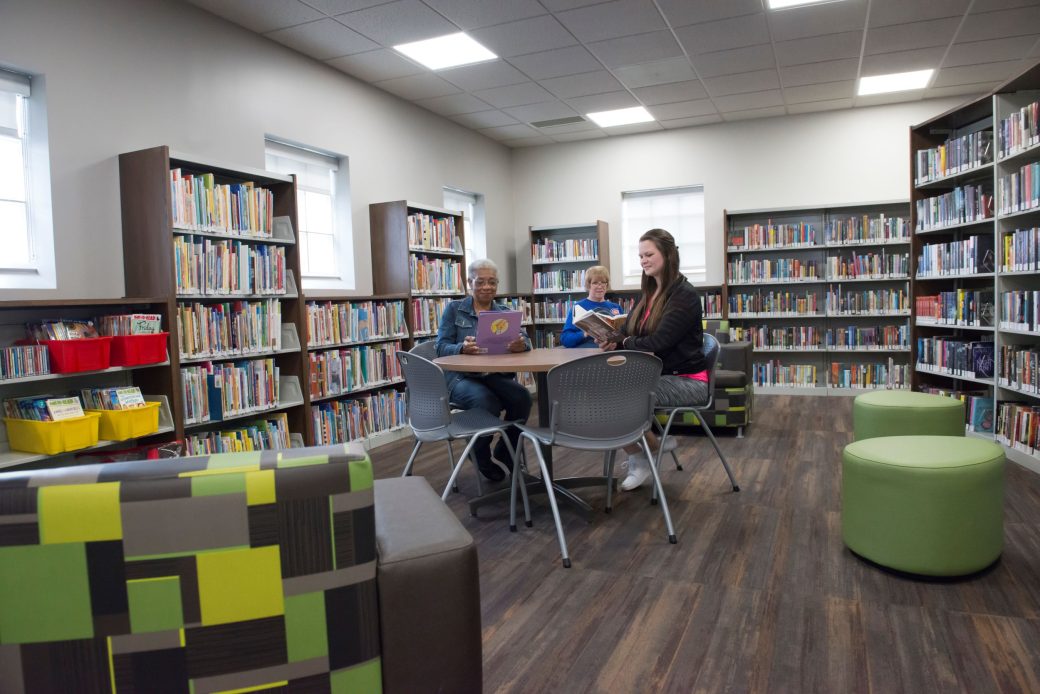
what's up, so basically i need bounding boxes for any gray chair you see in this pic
[409,339,439,360]
[397,351,532,525]
[513,351,676,568]
[653,332,740,492]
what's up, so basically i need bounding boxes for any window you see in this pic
[0,69,54,289]
[265,139,353,290]
[621,186,706,286]
[443,187,485,269]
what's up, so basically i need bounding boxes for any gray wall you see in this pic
[0,0,514,300]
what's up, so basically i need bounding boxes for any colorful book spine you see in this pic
[998,99,1040,157]
[180,358,279,424]
[169,169,274,236]
[997,161,1040,215]
[306,300,407,346]
[916,235,995,276]
[311,388,406,445]
[995,401,1040,451]
[727,221,815,250]
[533,269,587,292]
[914,130,993,184]
[177,299,281,359]
[914,184,993,231]
[999,290,1040,332]
[824,214,910,245]
[406,214,459,252]
[825,325,909,350]
[729,289,820,316]
[826,250,909,279]
[751,362,817,387]
[531,238,599,261]
[174,236,286,296]
[0,345,50,380]
[410,297,454,335]
[827,287,909,315]
[533,297,576,322]
[1001,226,1040,271]
[829,362,909,389]
[308,341,403,400]
[184,412,291,455]
[410,255,464,293]
[727,256,821,283]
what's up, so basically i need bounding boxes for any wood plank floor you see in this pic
[368,395,1040,693]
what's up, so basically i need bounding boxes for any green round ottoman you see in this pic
[842,435,1004,576]
[853,390,965,441]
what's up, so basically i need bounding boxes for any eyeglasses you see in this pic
[472,278,499,288]
[589,280,609,286]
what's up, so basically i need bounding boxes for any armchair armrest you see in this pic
[718,340,751,375]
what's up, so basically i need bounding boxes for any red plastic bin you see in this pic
[39,337,113,373]
[110,333,169,367]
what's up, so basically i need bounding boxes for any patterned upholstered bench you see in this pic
[0,444,482,693]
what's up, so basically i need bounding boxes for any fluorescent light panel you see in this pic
[858,69,934,96]
[768,0,844,8]
[394,32,497,70]
[587,106,655,128]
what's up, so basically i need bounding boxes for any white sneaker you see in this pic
[660,436,678,453]
[620,453,650,491]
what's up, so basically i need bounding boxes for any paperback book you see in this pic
[572,305,627,343]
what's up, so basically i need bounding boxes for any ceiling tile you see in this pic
[722,105,787,122]
[692,44,776,79]
[469,15,578,57]
[633,80,708,105]
[335,0,457,44]
[421,0,547,30]
[506,46,603,80]
[945,35,1040,67]
[767,0,868,42]
[783,80,855,104]
[503,100,581,123]
[450,110,520,128]
[550,130,609,142]
[554,0,667,44]
[933,60,1025,87]
[774,31,863,67]
[306,0,392,14]
[473,81,556,107]
[780,58,859,87]
[539,0,610,9]
[711,89,784,112]
[414,92,493,116]
[854,91,925,107]
[375,72,462,99]
[959,6,1040,42]
[656,0,762,28]
[503,135,556,147]
[265,18,378,59]
[566,91,639,113]
[865,17,961,54]
[925,82,997,100]
[860,47,946,76]
[587,31,685,68]
[674,14,770,55]
[704,69,780,97]
[614,58,698,88]
[786,98,854,114]
[479,124,542,140]
[186,0,323,33]
[869,0,971,27]
[438,61,529,91]
[648,99,718,120]
[326,48,425,81]
[532,120,599,135]
[541,71,624,98]
[659,114,723,129]
[603,121,664,135]
[972,0,1040,11]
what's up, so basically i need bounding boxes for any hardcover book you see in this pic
[475,310,523,354]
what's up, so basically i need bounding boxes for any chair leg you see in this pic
[652,414,683,472]
[503,435,530,532]
[444,441,459,493]
[640,436,677,544]
[402,441,422,477]
[522,433,570,568]
[605,449,617,513]
[701,420,740,492]
[441,437,482,501]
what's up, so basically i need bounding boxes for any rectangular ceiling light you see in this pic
[858,69,935,96]
[587,106,655,128]
[393,33,497,70]
[768,0,845,8]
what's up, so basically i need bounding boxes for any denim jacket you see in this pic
[435,296,532,391]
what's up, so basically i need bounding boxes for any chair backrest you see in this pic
[701,332,721,408]
[0,444,382,692]
[409,339,439,361]
[545,351,662,441]
[397,350,452,432]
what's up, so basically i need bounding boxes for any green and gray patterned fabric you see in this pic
[0,444,382,694]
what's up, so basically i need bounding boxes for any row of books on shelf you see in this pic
[999,343,1040,394]
[824,251,909,279]
[915,130,993,185]
[915,184,993,231]
[919,387,993,434]
[727,258,819,283]
[1000,289,1040,332]
[728,217,911,250]
[410,255,464,294]
[728,288,910,315]
[183,412,290,455]
[533,269,591,293]
[535,330,561,348]
[916,337,994,378]
[169,169,275,237]
[312,388,406,446]
[308,341,403,400]
[727,222,814,250]
[995,401,1040,453]
[730,324,908,351]
[998,99,1039,157]
[177,299,281,360]
[997,161,1040,215]
[174,237,287,296]
[826,215,909,245]
[917,290,994,327]
[407,213,460,253]
[497,296,532,322]
[180,358,279,425]
[306,300,407,347]
[750,361,909,389]
[917,235,995,276]
[0,345,50,380]
[1001,226,1040,271]
[411,297,453,335]
[531,238,598,262]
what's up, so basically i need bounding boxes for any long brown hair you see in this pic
[626,228,681,335]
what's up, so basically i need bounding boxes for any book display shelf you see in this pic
[0,298,175,470]
[607,286,723,321]
[725,202,912,396]
[119,146,309,452]
[910,62,1040,473]
[529,221,609,348]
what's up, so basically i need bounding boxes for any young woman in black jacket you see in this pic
[597,228,708,490]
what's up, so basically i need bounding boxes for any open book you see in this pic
[573,305,627,343]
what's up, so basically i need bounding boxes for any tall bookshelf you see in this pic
[119,145,309,450]
[529,221,609,347]
[910,61,1040,474]
[725,202,912,396]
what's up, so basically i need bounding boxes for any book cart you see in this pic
[910,61,1040,474]
[725,202,913,395]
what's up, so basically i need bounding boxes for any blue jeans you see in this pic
[449,374,532,466]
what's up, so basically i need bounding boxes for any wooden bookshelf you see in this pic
[118,145,310,449]
[725,202,912,395]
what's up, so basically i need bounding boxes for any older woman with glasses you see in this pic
[436,259,532,482]
[560,265,624,348]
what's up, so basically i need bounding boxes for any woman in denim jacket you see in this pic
[436,259,532,481]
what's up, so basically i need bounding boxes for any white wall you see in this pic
[0,0,514,300]
[511,99,964,288]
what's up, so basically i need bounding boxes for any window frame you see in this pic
[443,186,485,269]
[620,185,706,287]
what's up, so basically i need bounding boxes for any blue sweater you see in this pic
[560,298,624,348]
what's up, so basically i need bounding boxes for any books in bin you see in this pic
[572,305,627,343]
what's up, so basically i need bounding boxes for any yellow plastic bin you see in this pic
[87,402,162,441]
[4,413,102,455]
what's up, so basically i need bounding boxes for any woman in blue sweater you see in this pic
[560,265,624,348]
